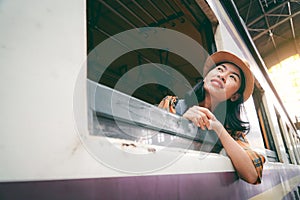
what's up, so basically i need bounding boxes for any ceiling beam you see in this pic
[98,0,137,28]
[247,1,288,27]
[116,0,149,26]
[253,10,300,41]
[265,13,289,17]
[257,0,280,60]
[132,0,158,23]
[288,2,300,54]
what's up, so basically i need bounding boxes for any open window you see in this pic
[86,0,221,153]
[87,0,217,104]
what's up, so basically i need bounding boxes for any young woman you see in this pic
[158,51,265,184]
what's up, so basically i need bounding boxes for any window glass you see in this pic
[275,109,292,163]
[86,0,219,152]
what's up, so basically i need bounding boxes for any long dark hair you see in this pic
[223,68,250,134]
[185,64,250,135]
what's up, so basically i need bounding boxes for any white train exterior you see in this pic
[0,0,300,199]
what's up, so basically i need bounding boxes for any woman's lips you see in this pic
[211,79,224,89]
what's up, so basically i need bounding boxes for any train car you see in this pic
[1,0,300,199]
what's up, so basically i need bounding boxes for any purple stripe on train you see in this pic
[0,168,299,200]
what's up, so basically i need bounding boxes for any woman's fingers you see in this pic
[183,106,214,130]
[191,106,212,130]
[194,116,203,129]
[207,119,212,130]
[197,115,207,130]
[193,106,215,119]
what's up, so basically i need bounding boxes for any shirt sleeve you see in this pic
[235,133,266,184]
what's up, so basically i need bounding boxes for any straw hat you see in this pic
[203,51,254,102]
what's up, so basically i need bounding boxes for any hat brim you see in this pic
[203,51,254,102]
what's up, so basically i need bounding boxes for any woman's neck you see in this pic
[199,95,220,111]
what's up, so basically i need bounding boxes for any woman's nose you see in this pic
[217,74,226,83]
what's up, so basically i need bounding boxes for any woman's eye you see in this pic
[217,67,223,72]
[230,75,237,81]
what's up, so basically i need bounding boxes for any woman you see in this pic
[158,51,265,184]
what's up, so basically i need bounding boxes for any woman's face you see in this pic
[203,62,242,103]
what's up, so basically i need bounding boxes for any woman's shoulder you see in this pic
[228,130,249,143]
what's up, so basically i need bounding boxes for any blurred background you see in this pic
[233,0,300,129]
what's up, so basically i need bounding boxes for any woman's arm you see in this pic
[212,123,259,184]
[183,106,259,184]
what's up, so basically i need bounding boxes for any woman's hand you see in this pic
[183,106,259,184]
[182,106,223,132]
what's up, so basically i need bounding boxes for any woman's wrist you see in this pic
[211,121,224,137]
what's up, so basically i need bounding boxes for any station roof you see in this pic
[232,0,300,68]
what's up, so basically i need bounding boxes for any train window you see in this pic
[295,116,300,130]
[87,0,217,104]
[286,125,300,165]
[86,0,221,152]
[252,86,279,162]
[296,136,300,164]
[275,109,292,164]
